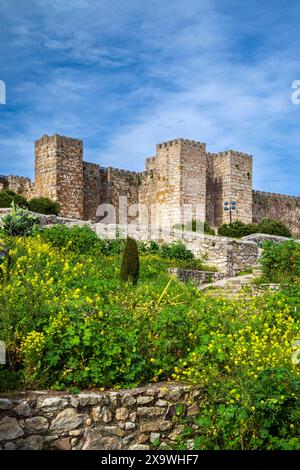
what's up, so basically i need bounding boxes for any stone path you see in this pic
[198,271,279,299]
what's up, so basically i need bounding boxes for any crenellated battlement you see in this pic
[156,138,206,151]
[2,133,299,235]
[253,190,300,200]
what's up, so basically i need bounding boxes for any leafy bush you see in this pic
[218,219,292,239]
[260,240,300,283]
[218,221,257,238]
[159,241,194,261]
[174,220,215,235]
[257,218,292,238]
[1,204,40,236]
[39,224,126,255]
[0,190,28,209]
[121,237,140,285]
[1,234,300,449]
[28,197,60,215]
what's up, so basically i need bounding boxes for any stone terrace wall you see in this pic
[0,383,201,450]
[92,224,259,275]
[241,233,297,246]
[167,268,226,285]
[253,190,300,237]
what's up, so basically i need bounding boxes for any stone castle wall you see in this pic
[0,383,200,450]
[0,175,35,199]
[253,190,300,237]
[207,150,253,226]
[35,135,84,219]
[2,134,299,234]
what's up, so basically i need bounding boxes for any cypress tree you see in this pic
[120,237,139,285]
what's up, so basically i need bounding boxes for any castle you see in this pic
[0,134,300,235]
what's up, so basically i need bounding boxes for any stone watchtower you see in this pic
[35,135,84,219]
[206,150,253,227]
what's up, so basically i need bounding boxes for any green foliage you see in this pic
[38,225,209,269]
[1,203,40,236]
[1,231,300,449]
[174,220,215,235]
[0,190,28,209]
[159,241,194,261]
[40,224,102,254]
[203,222,215,236]
[121,237,140,285]
[257,218,292,238]
[28,197,60,215]
[218,219,292,239]
[218,221,257,238]
[260,241,300,283]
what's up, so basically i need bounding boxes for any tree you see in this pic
[120,237,139,285]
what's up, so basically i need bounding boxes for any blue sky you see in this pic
[0,0,300,195]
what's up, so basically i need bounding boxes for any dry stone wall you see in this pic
[167,268,226,285]
[0,384,201,451]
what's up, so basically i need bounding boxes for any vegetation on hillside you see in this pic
[0,221,300,449]
[218,219,292,238]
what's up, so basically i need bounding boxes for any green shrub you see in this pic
[0,190,28,209]
[28,197,60,215]
[121,237,140,285]
[260,240,300,283]
[257,218,292,238]
[218,221,257,238]
[1,204,40,236]
[39,224,100,254]
[174,220,215,235]
[204,222,215,235]
[218,219,292,239]
[39,224,125,255]
[159,241,194,261]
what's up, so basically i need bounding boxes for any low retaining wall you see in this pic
[0,209,87,227]
[0,383,200,451]
[168,268,225,285]
[241,233,300,246]
[0,213,260,276]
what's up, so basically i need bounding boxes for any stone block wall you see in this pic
[3,133,299,236]
[35,135,84,219]
[83,162,102,220]
[105,168,140,224]
[0,383,201,451]
[0,175,35,199]
[167,268,226,285]
[253,190,300,237]
[207,150,253,227]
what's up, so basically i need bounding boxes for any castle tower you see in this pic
[207,150,253,226]
[35,134,84,219]
[154,138,207,233]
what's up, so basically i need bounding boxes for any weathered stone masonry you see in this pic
[1,134,300,234]
[0,384,201,450]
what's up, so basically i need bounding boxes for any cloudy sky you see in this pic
[0,0,300,195]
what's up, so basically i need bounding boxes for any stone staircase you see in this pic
[198,270,279,299]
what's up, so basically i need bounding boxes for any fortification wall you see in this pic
[83,162,101,220]
[253,190,300,236]
[207,151,253,227]
[35,135,84,219]
[139,169,157,231]
[0,175,35,199]
[154,139,207,232]
[105,167,140,224]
